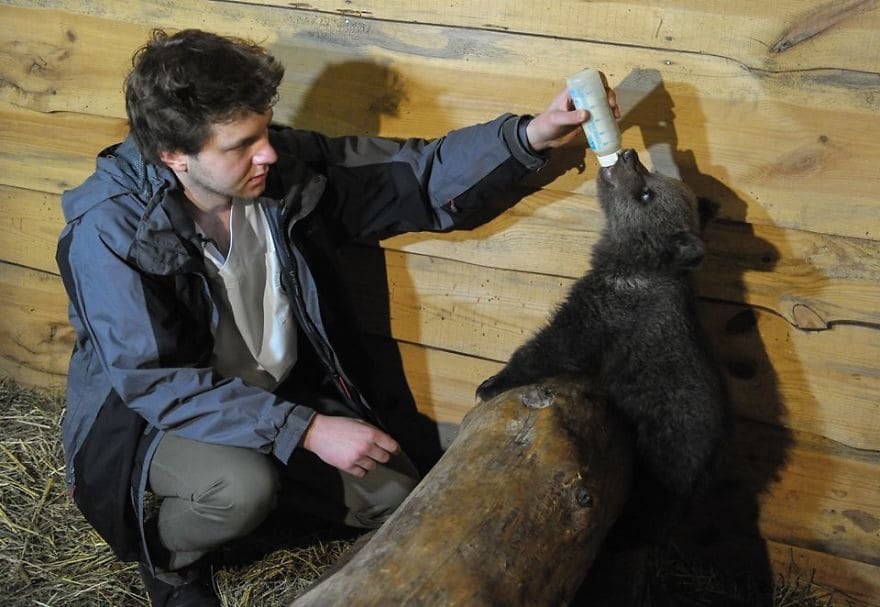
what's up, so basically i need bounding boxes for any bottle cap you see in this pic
[597,150,621,167]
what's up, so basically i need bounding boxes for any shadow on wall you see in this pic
[285,60,410,138]
[285,60,442,475]
[284,60,600,473]
[575,68,806,605]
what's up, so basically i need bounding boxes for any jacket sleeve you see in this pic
[273,113,548,240]
[58,206,313,464]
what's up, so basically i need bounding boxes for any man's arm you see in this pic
[272,113,543,239]
[276,82,619,240]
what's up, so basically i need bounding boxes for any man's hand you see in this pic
[302,413,400,477]
[526,75,620,152]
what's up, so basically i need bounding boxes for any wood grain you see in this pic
[1,0,878,601]
[0,263,72,387]
[228,0,880,73]
[3,263,878,592]
[0,187,65,273]
[0,102,127,194]
[294,378,634,607]
[2,4,878,240]
[4,254,877,452]
[339,247,880,451]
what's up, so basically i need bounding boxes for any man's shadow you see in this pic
[575,69,802,606]
[282,60,510,474]
[221,63,594,569]
[282,60,444,474]
[281,60,596,475]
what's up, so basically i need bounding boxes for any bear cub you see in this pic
[477,149,728,498]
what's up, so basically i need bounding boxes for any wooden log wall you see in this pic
[1,0,878,603]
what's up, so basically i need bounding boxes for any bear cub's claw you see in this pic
[476,375,502,401]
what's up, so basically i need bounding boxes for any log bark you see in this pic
[292,377,634,607]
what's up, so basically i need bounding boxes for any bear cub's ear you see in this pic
[665,231,705,270]
[697,197,719,231]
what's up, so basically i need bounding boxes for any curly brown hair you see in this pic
[124,29,285,164]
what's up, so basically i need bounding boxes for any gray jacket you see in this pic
[55,113,546,563]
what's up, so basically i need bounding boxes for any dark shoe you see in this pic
[138,561,220,607]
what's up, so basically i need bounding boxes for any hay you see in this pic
[0,377,842,606]
[214,539,350,607]
[0,378,145,606]
[773,564,838,607]
[644,543,840,607]
[0,378,350,606]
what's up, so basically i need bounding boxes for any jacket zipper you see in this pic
[265,205,376,422]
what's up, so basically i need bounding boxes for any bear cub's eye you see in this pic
[639,188,654,203]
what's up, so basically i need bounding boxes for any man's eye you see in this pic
[640,189,654,203]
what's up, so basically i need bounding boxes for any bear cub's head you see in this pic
[595,149,705,273]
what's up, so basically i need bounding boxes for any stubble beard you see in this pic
[187,166,261,208]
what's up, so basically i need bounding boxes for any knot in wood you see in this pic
[520,385,555,409]
[792,303,828,331]
[575,486,593,508]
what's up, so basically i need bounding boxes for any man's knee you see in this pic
[193,452,279,536]
[344,456,420,528]
[348,483,415,529]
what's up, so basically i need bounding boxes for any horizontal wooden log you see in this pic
[228,0,880,74]
[2,245,879,452]
[0,102,127,194]
[0,187,64,274]
[0,263,72,388]
[381,201,880,330]
[293,377,634,607]
[0,6,140,116]
[387,340,499,426]
[6,182,879,328]
[752,427,880,568]
[2,4,879,241]
[340,247,880,451]
[5,2,880,117]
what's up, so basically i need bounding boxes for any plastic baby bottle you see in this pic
[566,68,622,167]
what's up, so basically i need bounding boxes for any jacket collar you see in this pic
[266,143,326,228]
[130,185,205,275]
[68,133,328,275]
[132,147,329,275]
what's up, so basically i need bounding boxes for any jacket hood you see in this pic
[61,135,204,275]
[61,135,177,223]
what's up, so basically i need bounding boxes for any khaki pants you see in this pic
[148,394,420,572]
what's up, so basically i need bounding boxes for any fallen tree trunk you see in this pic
[292,377,634,607]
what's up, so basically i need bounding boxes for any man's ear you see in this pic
[665,230,705,270]
[159,149,188,173]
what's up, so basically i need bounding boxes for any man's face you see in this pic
[166,109,278,209]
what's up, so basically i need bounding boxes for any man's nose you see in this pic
[254,140,278,165]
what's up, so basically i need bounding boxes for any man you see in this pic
[56,28,618,606]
